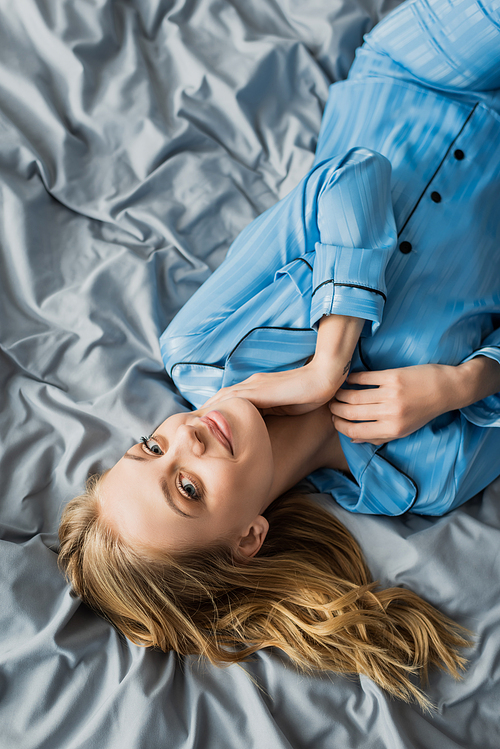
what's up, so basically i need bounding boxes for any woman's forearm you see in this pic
[202,314,365,416]
[444,356,500,412]
[312,314,365,380]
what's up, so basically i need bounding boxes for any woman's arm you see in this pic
[184,146,395,414]
[203,314,364,416]
[330,356,500,444]
[313,314,364,378]
[161,148,396,385]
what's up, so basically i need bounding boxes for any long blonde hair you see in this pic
[58,474,471,710]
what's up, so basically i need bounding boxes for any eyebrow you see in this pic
[123,451,194,519]
[124,453,147,463]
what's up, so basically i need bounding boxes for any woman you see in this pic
[58,0,500,710]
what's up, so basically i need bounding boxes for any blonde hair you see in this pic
[58,474,471,710]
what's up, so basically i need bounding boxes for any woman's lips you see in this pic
[202,411,234,455]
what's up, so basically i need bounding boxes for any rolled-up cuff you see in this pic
[310,281,385,332]
[460,347,500,427]
[313,240,388,293]
[311,241,387,331]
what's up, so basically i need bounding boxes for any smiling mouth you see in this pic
[201,412,234,455]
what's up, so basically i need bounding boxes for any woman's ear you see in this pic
[237,515,269,559]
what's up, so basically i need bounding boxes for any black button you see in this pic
[454,149,465,160]
[399,241,412,254]
[431,191,442,203]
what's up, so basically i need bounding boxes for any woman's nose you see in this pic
[173,423,205,457]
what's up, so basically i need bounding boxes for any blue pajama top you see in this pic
[160,0,500,517]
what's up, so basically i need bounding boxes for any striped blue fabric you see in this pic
[160,0,500,516]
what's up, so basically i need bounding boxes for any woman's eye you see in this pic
[179,475,199,500]
[141,436,163,456]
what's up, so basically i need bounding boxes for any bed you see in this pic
[1,0,500,747]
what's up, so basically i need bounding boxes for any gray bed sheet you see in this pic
[1,0,499,747]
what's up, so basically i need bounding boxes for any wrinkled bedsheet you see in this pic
[1,0,499,747]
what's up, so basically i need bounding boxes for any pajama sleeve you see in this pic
[161,146,397,373]
[359,0,500,93]
[460,328,500,427]
[310,148,396,331]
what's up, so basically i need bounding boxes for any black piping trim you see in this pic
[312,280,387,301]
[297,257,313,271]
[227,325,314,360]
[170,325,316,375]
[309,440,419,514]
[170,361,224,377]
[398,103,478,238]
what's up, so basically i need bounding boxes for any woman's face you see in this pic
[99,398,275,555]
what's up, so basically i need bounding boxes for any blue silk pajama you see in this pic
[160,0,500,516]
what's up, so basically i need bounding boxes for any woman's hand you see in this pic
[202,359,348,416]
[203,315,365,416]
[329,363,455,444]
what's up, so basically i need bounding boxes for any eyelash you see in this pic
[140,434,202,501]
[141,435,161,455]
